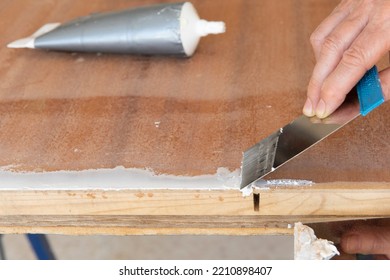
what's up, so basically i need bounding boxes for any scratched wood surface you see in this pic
[2,0,388,182]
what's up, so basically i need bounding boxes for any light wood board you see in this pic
[0,182,389,235]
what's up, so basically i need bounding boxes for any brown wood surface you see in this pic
[1,0,388,180]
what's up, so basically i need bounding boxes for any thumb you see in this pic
[340,225,390,258]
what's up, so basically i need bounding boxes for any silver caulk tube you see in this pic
[7,2,225,57]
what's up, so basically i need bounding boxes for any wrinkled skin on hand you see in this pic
[325,219,390,260]
[304,0,390,260]
[340,223,390,260]
[304,0,390,119]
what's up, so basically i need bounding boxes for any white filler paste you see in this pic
[241,179,314,197]
[0,166,241,190]
[294,222,339,260]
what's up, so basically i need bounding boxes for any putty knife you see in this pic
[240,66,385,189]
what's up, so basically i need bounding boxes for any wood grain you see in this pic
[0,182,389,235]
[1,183,390,216]
[1,0,388,181]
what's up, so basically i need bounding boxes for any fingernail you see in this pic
[316,99,327,118]
[303,98,313,116]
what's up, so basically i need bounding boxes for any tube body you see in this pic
[35,3,187,56]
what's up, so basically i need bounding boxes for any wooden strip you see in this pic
[0,182,389,235]
[0,216,384,236]
[0,215,376,228]
[0,215,283,228]
[0,227,294,236]
[1,182,390,217]
[0,190,254,216]
[255,182,390,216]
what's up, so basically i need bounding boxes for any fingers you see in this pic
[305,10,369,117]
[305,27,390,118]
[310,0,357,60]
[305,0,390,119]
[317,27,389,118]
[340,225,390,257]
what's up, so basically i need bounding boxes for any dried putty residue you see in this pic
[0,165,241,190]
[294,222,339,260]
[254,179,313,187]
[240,179,314,197]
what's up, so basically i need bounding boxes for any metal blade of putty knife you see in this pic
[240,66,385,189]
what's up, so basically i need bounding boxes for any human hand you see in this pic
[304,0,390,119]
[340,222,390,260]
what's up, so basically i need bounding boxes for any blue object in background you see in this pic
[27,234,56,260]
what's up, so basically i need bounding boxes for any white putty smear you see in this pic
[254,179,314,187]
[240,179,314,197]
[294,222,339,260]
[0,166,241,190]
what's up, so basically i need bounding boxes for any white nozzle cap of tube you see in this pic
[180,2,225,57]
[196,20,225,37]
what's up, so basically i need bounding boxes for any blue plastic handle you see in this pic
[356,66,384,116]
